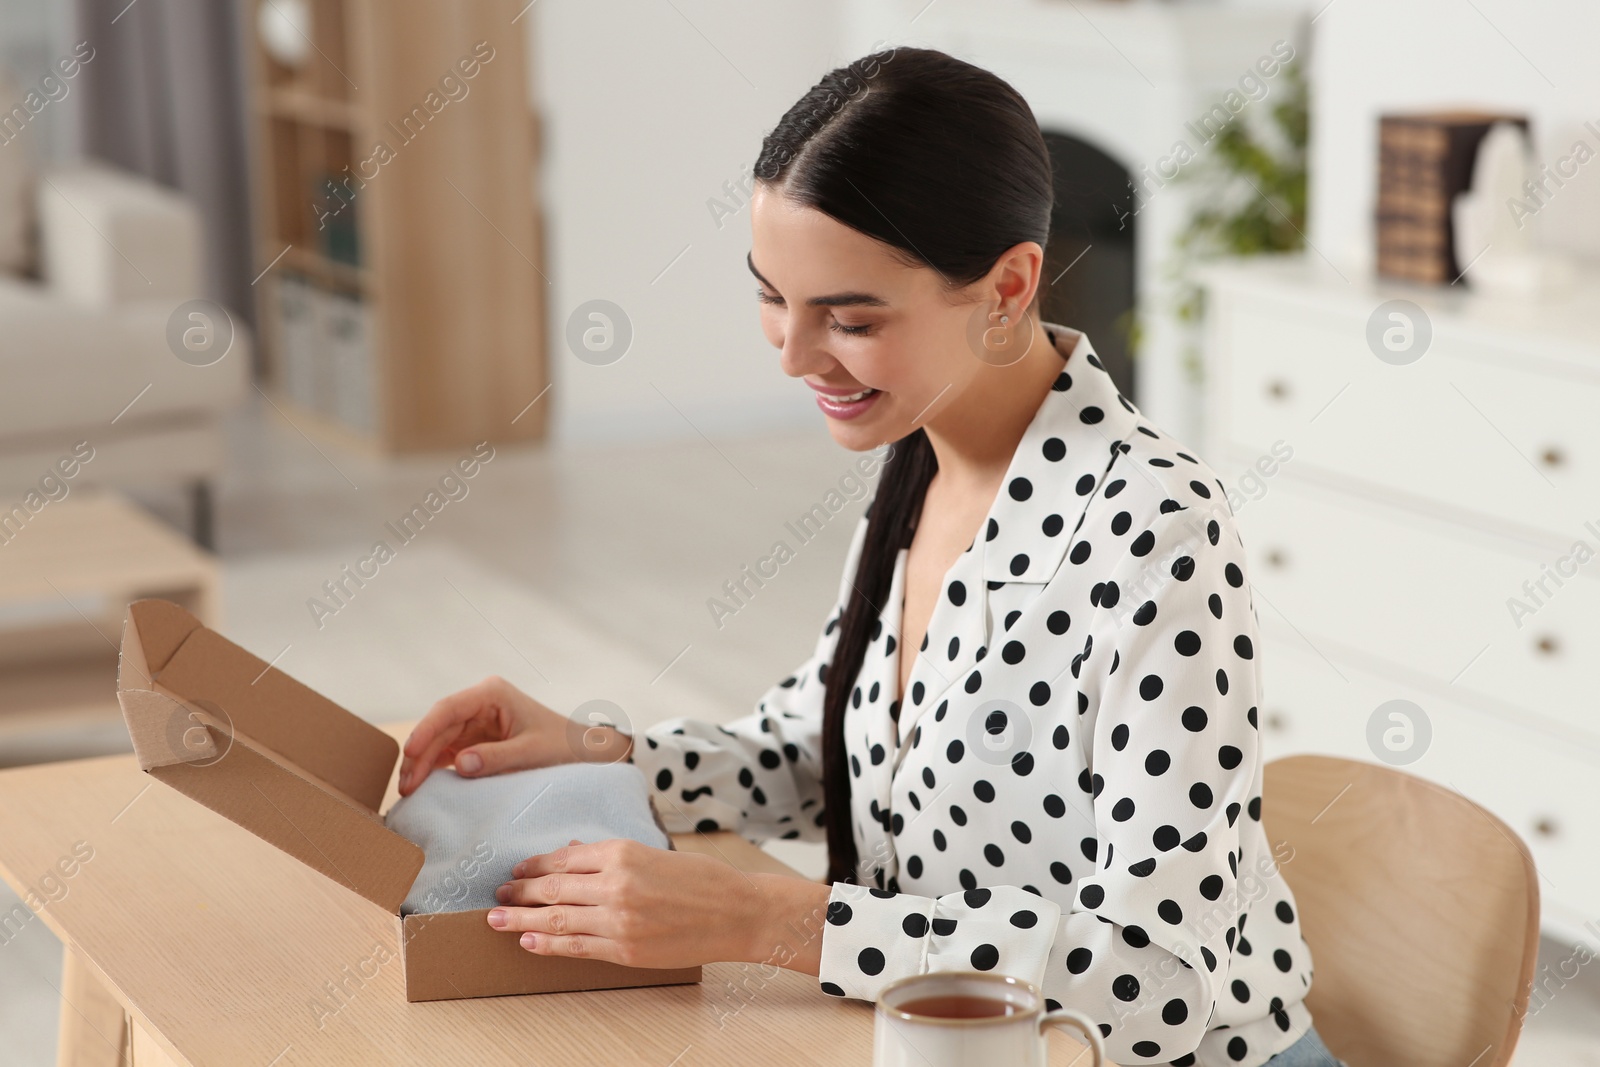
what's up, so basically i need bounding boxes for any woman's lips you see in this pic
[811,386,881,420]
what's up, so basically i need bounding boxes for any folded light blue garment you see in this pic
[384,761,672,916]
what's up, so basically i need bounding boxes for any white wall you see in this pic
[527,0,1600,446]
[1308,0,1600,275]
[527,0,848,445]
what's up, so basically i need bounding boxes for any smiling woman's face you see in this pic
[748,184,994,452]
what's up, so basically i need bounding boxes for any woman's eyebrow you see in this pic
[747,251,890,308]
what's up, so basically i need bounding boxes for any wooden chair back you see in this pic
[1262,755,1540,1067]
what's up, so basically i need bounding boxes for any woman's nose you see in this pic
[777,323,831,380]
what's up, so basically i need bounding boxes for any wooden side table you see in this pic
[0,490,218,766]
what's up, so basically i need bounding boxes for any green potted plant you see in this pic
[1163,57,1309,383]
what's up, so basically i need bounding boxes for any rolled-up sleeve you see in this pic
[817,882,1061,999]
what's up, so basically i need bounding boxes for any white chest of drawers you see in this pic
[1196,254,1600,942]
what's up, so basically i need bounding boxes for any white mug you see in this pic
[873,971,1106,1067]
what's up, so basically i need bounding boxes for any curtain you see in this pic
[73,0,257,336]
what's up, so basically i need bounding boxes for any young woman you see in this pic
[398,47,1347,1067]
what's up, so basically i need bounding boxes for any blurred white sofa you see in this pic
[0,164,249,547]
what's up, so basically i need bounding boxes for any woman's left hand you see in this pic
[487,837,771,968]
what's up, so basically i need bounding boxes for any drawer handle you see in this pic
[1265,548,1289,569]
[1264,711,1288,732]
[1540,446,1565,469]
[1265,379,1291,401]
[1533,817,1559,839]
[1535,634,1560,656]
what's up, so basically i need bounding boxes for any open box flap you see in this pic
[117,596,197,683]
[117,599,424,913]
[121,599,397,810]
[160,626,397,810]
[152,732,423,913]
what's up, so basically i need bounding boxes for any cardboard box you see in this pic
[114,598,703,1001]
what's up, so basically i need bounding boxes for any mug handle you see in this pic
[1039,1008,1105,1066]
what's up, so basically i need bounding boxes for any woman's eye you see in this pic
[754,287,869,335]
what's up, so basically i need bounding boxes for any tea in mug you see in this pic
[898,994,1019,1020]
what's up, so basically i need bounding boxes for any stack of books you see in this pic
[1375,110,1528,285]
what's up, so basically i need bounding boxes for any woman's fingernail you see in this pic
[459,752,482,774]
[521,933,539,951]
[488,909,507,928]
[495,884,510,902]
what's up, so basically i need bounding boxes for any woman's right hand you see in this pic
[397,676,632,796]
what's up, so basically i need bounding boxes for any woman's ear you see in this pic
[985,240,1045,322]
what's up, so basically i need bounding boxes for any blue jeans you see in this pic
[1263,1025,1350,1067]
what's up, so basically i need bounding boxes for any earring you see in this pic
[1000,314,1009,325]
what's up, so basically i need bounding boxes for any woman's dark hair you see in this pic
[752,47,1054,886]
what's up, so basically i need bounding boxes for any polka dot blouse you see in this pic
[631,324,1317,1066]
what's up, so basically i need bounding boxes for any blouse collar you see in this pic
[853,323,1147,797]
[975,321,1144,585]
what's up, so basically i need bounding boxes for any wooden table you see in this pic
[0,490,218,766]
[0,721,1108,1066]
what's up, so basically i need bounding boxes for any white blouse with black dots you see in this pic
[630,324,1317,1067]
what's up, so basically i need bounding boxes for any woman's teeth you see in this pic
[814,385,882,421]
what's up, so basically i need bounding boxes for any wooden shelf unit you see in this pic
[245,0,549,452]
